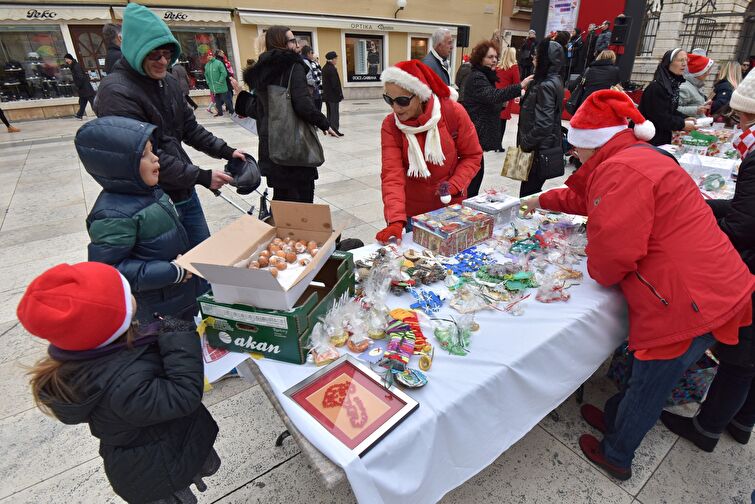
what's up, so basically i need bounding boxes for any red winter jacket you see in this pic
[381,97,483,225]
[496,65,520,120]
[539,129,755,351]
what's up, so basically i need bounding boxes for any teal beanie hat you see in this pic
[121,3,181,75]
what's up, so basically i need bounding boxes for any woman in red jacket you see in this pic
[495,47,520,152]
[523,90,755,481]
[376,60,483,244]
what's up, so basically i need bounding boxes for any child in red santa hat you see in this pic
[376,60,483,244]
[523,89,755,481]
[19,262,220,503]
[678,52,715,118]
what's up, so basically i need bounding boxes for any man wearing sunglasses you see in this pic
[95,3,245,249]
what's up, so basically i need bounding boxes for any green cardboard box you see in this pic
[200,251,355,364]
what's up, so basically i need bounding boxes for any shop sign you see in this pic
[163,11,190,21]
[349,22,395,32]
[350,75,381,82]
[26,9,57,19]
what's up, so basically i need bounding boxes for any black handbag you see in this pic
[539,145,565,179]
[266,66,325,168]
[565,69,589,115]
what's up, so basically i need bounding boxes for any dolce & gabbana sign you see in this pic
[26,9,57,19]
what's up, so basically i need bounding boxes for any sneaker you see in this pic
[7,126,20,133]
[75,115,83,120]
[660,411,717,452]
[579,434,632,481]
[581,404,607,434]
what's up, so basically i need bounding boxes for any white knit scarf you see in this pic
[393,95,445,178]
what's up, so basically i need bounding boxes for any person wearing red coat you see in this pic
[495,48,520,152]
[376,60,483,244]
[524,90,755,481]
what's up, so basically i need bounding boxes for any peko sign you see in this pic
[163,11,189,21]
[26,9,57,19]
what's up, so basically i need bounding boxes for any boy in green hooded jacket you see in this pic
[204,51,233,116]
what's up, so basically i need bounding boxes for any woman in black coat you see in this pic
[577,49,621,109]
[517,41,565,197]
[661,101,755,451]
[711,60,742,119]
[462,40,529,197]
[638,48,695,146]
[239,26,337,203]
[64,53,95,119]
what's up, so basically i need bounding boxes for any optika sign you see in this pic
[26,9,57,19]
[349,22,395,31]
[163,11,189,21]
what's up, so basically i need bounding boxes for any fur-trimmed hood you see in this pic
[244,48,309,90]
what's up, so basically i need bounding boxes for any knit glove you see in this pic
[376,222,405,245]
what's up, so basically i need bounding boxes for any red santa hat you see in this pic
[17,262,134,351]
[686,53,714,78]
[380,60,457,101]
[568,89,656,149]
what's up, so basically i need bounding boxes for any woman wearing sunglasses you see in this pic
[376,60,482,245]
[462,40,532,197]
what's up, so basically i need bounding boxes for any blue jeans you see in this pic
[174,189,210,248]
[214,91,233,115]
[601,333,715,468]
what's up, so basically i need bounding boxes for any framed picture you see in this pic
[284,355,419,457]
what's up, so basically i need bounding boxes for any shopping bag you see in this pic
[606,342,719,406]
[501,146,534,181]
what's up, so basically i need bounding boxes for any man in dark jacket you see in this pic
[322,51,344,136]
[422,28,453,85]
[95,3,244,247]
[578,51,621,109]
[595,21,612,57]
[64,54,95,119]
[455,56,472,102]
[102,23,122,74]
[518,30,538,77]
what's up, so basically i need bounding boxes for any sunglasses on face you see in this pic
[383,94,414,107]
[146,49,173,62]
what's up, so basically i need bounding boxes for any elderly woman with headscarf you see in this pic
[522,89,755,481]
[678,53,714,118]
[375,60,483,244]
[638,48,697,146]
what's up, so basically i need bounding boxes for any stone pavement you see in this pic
[0,101,753,504]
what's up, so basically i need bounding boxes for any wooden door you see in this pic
[69,25,106,84]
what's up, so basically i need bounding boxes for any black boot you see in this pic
[661,411,718,452]
[727,421,752,444]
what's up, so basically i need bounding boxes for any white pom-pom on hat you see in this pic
[567,89,655,148]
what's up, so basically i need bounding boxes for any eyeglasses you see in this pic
[287,38,298,45]
[146,49,173,62]
[383,94,415,107]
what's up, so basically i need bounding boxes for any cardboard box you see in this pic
[463,194,520,225]
[200,251,356,364]
[176,201,342,310]
[411,204,494,256]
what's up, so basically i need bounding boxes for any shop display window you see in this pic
[345,34,384,83]
[293,31,313,50]
[171,27,234,90]
[0,25,72,101]
[410,37,429,61]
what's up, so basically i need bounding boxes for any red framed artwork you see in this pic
[285,355,419,456]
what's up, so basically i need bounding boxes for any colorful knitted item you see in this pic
[389,308,428,353]
[383,319,416,367]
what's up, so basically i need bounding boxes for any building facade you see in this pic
[632,0,753,87]
[0,0,502,120]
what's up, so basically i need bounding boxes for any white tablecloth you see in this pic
[254,235,628,504]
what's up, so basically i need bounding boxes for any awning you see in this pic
[238,10,461,36]
[0,5,111,22]
[113,7,232,24]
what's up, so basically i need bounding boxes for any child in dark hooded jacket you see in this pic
[75,116,200,323]
[18,261,219,504]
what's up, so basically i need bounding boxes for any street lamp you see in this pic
[394,0,407,18]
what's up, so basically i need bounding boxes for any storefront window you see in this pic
[345,34,384,83]
[0,25,71,101]
[410,37,429,60]
[293,31,313,50]
[171,27,234,90]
